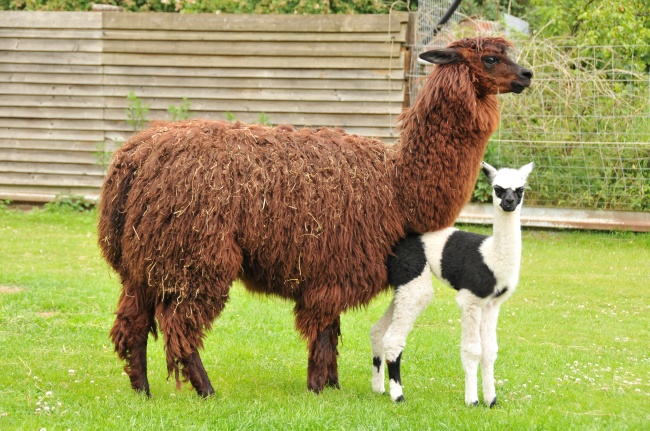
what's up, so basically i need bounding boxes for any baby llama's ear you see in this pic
[481,161,498,181]
[519,162,534,179]
[418,48,462,65]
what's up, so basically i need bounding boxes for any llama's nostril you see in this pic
[521,68,533,80]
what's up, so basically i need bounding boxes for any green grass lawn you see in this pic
[0,207,648,430]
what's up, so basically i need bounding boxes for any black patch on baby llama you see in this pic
[387,352,404,402]
[387,234,427,289]
[373,356,382,373]
[441,231,497,298]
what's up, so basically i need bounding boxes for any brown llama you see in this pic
[98,36,532,398]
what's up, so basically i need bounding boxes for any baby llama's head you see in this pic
[481,162,534,212]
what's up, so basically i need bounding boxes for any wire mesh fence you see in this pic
[409,21,650,211]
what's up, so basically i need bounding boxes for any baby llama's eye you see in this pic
[483,56,499,66]
[493,186,505,198]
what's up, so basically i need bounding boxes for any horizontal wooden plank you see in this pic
[1,83,104,97]
[0,106,401,128]
[102,53,405,69]
[3,82,403,102]
[0,118,111,131]
[0,63,403,80]
[0,128,105,141]
[1,72,403,90]
[103,39,400,58]
[0,72,103,85]
[1,95,403,115]
[1,95,104,109]
[0,187,100,203]
[103,86,405,102]
[0,29,102,39]
[103,109,400,128]
[0,107,105,120]
[0,63,103,75]
[105,98,404,115]
[0,38,102,53]
[102,75,403,91]
[1,52,102,66]
[1,161,104,176]
[0,149,98,164]
[0,138,116,152]
[103,65,404,80]
[102,11,409,33]
[102,29,406,43]
[0,11,102,29]
[0,172,104,187]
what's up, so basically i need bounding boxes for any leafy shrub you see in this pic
[168,98,192,121]
[44,194,95,212]
[1,0,416,13]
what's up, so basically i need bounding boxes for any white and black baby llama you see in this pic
[371,161,534,406]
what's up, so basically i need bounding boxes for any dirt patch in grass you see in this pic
[0,286,23,294]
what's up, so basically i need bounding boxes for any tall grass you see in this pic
[0,208,648,430]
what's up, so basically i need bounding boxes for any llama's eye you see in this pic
[493,186,505,198]
[482,56,500,66]
[515,187,525,197]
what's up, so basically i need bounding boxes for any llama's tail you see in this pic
[97,135,152,273]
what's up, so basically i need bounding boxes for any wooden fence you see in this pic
[0,11,409,202]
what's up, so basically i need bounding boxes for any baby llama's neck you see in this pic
[491,207,522,264]
[391,66,501,233]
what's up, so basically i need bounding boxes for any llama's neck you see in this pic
[391,66,501,233]
[490,207,522,264]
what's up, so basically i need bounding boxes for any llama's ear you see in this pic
[519,162,534,179]
[481,161,497,181]
[418,48,462,65]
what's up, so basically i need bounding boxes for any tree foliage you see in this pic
[524,0,650,71]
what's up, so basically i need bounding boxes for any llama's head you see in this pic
[419,36,533,96]
[481,162,534,212]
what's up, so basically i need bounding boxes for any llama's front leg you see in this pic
[480,302,501,407]
[457,290,483,406]
[325,317,341,389]
[382,271,434,402]
[295,304,341,394]
[370,299,395,394]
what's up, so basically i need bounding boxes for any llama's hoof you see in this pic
[467,400,479,407]
[326,379,340,389]
[489,396,497,408]
[196,383,215,398]
[133,383,151,398]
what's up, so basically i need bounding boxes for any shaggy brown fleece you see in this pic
[99,36,532,397]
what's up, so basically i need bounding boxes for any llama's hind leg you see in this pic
[456,290,483,406]
[110,281,156,396]
[381,271,434,402]
[480,301,501,407]
[156,240,242,397]
[156,295,224,398]
[370,299,395,394]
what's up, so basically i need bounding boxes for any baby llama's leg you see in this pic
[382,270,434,402]
[480,301,501,407]
[456,290,483,406]
[370,299,395,394]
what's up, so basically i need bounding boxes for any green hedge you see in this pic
[1,0,416,13]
